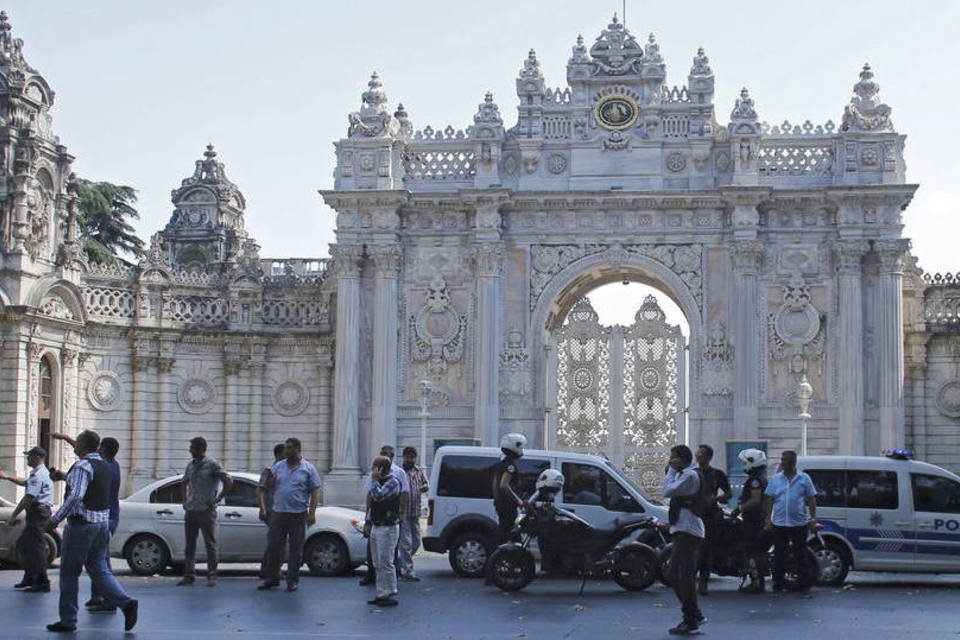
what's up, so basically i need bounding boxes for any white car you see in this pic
[110,473,367,577]
[0,496,60,568]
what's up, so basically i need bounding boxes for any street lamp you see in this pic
[418,379,432,477]
[797,374,813,456]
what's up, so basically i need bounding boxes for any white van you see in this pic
[422,445,669,577]
[799,454,960,584]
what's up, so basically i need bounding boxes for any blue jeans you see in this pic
[91,519,118,600]
[59,520,132,626]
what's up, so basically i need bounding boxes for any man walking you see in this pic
[398,446,428,582]
[695,444,731,595]
[45,430,138,633]
[366,456,402,607]
[764,450,817,592]
[257,443,286,579]
[179,437,232,587]
[258,437,321,592]
[663,444,705,636]
[0,446,54,592]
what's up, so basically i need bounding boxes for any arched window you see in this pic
[37,355,54,454]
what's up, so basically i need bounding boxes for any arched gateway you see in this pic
[320,16,916,504]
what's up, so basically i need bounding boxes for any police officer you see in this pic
[730,448,769,593]
[0,446,54,592]
[492,433,527,544]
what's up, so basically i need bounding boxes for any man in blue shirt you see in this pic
[764,450,818,592]
[0,446,54,592]
[257,437,322,592]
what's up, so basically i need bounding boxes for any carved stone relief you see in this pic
[409,274,466,377]
[87,370,122,411]
[272,380,310,416]
[768,273,825,377]
[936,381,960,418]
[178,378,216,414]
[499,326,532,404]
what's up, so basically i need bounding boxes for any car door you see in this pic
[841,466,913,570]
[558,462,642,529]
[149,479,190,559]
[218,478,267,561]
[910,472,960,570]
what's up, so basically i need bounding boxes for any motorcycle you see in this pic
[486,501,666,594]
[658,513,819,592]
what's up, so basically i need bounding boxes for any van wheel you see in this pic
[814,540,851,586]
[125,534,170,576]
[449,531,492,578]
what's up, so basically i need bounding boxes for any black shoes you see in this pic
[257,580,280,591]
[668,620,701,635]
[46,621,77,633]
[176,576,195,586]
[24,583,51,593]
[88,602,117,613]
[121,599,139,631]
[13,579,32,590]
[367,596,398,607]
[286,582,299,592]
[84,596,103,608]
[358,575,375,586]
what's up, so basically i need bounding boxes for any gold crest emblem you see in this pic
[594,95,638,131]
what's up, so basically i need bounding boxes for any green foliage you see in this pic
[74,178,145,265]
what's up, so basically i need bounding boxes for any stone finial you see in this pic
[841,63,893,132]
[204,143,217,161]
[691,46,711,76]
[731,87,758,121]
[643,32,663,64]
[520,49,542,79]
[570,33,588,64]
[347,71,399,138]
[471,91,504,139]
[361,72,388,110]
[394,102,412,138]
[588,15,643,74]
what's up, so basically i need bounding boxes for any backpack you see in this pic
[668,468,710,524]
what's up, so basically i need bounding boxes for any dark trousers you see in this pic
[264,511,306,585]
[771,524,807,587]
[697,509,721,579]
[17,505,51,586]
[668,532,702,625]
[183,508,218,577]
[742,519,769,579]
[495,502,518,544]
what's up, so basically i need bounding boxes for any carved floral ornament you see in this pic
[409,273,466,376]
[272,380,310,417]
[87,371,122,411]
[38,295,75,320]
[936,381,960,418]
[768,273,825,375]
[178,378,216,414]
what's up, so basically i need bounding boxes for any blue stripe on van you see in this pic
[819,520,960,556]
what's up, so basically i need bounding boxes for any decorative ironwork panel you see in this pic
[555,298,610,451]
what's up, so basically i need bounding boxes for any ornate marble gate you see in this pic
[553,295,685,496]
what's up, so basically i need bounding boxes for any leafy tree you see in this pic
[74,178,145,265]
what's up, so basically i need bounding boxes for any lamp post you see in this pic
[418,379,432,477]
[797,374,813,456]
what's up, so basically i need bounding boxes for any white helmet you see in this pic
[500,433,527,457]
[535,468,564,492]
[738,448,767,471]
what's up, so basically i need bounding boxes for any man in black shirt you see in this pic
[695,444,731,595]
[731,448,769,593]
[491,433,527,544]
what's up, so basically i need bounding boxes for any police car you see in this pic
[799,452,960,584]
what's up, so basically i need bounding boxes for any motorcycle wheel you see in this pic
[613,545,658,591]
[487,546,535,592]
[657,545,673,587]
[783,545,819,591]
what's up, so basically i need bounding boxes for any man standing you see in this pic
[45,430,138,633]
[366,456,401,607]
[360,445,409,586]
[731,448,769,593]
[492,433,526,544]
[179,437,232,587]
[663,444,705,636]
[257,443,286,579]
[398,446,428,582]
[694,444,731,595]
[0,446,54,592]
[764,450,817,592]
[258,437,321,592]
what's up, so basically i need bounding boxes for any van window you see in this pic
[846,470,898,510]
[436,455,549,500]
[911,474,960,514]
[806,469,845,508]
[562,463,642,513]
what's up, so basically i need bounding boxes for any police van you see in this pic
[798,453,960,584]
[422,445,669,577]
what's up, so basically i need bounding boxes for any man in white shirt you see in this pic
[0,446,54,592]
[663,444,705,636]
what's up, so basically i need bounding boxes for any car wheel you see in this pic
[305,534,350,576]
[124,534,170,576]
[814,539,850,586]
[449,531,493,578]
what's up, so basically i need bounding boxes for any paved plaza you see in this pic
[0,555,957,639]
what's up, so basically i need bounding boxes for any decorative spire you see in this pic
[569,33,588,64]
[690,46,711,76]
[643,33,662,63]
[520,49,542,79]
[841,63,893,132]
[588,15,643,74]
[347,71,399,138]
[731,87,758,121]
[0,11,39,76]
[174,143,240,201]
[361,71,388,111]
[393,102,412,138]
[471,91,504,140]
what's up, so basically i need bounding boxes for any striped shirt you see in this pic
[52,453,111,525]
[404,465,428,520]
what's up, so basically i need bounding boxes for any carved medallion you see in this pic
[666,152,687,173]
[272,380,310,416]
[547,153,567,174]
[410,274,466,375]
[936,381,960,418]
[87,371,122,411]
[178,378,216,414]
[594,95,639,131]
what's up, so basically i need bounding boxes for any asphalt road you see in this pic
[1,555,959,639]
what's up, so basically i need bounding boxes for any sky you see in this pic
[5,0,959,311]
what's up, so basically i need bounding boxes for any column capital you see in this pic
[834,239,870,274]
[472,242,503,277]
[61,347,78,367]
[316,339,335,368]
[874,238,911,273]
[730,239,764,273]
[367,243,402,276]
[329,244,365,278]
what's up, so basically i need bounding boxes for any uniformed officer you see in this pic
[0,446,55,592]
[730,448,769,593]
[491,433,527,544]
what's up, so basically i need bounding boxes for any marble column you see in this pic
[246,346,266,472]
[730,240,763,441]
[473,242,503,447]
[223,354,242,469]
[60,347,78,437]
[154,356,174,477]
[835,240,869,455]
[875,239,909,451]
[368,244,402,456]
[330,244,364,474]
[129,341,152,489]
[315,340,334,474]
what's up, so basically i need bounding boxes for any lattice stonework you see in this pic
[555,298,610,451]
